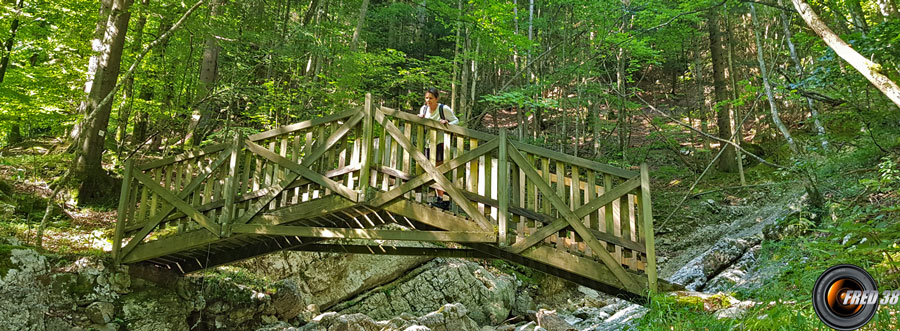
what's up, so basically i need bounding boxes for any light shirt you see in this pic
[418,103,459,125]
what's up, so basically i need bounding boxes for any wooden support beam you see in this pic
[231,224,496,243]
[357,94,374,201]
[221,133,241,237]
[118,152,231,262]
[507,144,642,293]
[248,109,356,141]
[640,163,658,293]
[292,244,491,258]
[113,160,134,263]
[367,138,499,207]
[374,109,494,231]
[381,199,483,233]
[132,171,222,236]
[137,143,229,171]
[245,141,358,202]
[498,129,509,246]
[121,196,350,264]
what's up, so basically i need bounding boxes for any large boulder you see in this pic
[241,241,432,311]
[122,287,192,331]
[293,303,479,331]
[667,236,760,291]
[339,258,515,325]
[0,245,73,330]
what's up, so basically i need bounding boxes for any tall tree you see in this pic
[349,0,370,51]
[750,3,797,153]
[186,0,223,146]
[1,0,25,144]
[791,0,900,109]
[707,7,738,172]
[778,0,828,150]
[73,0,134,203]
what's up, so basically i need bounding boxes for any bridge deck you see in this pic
[113,94,663,299]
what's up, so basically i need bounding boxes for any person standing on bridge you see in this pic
[418,88,458,210]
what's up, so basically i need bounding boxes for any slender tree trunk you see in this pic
[74,0,134,203]
[349,0,369,51]
[459,26,470,120]
[708,8,738,172]
[0,0,24,84]
[186,0,222,145]
[779,0,828,150]
[302,0,319,26]
[469,38,479,124]
[451,0,462,112]
[846,0,869,33]
[792,0,900,109]
[116,0,150,156]
[751,4,798,154]
[527,0,534,139]
[723,4,746,185]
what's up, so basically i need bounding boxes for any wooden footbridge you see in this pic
[113,94,664,299]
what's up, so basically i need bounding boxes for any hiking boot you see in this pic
[430,200,451,211]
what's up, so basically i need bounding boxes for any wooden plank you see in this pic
[375,109,494,231]
[521,246,648,296]
[279,138,290,206]
[498,129,508,246]
[604,174,614,253]
[248,109,356,141]
[245,141,358,202]
[506,144,641,293]
[113,160,134,262]
[137,143,229,171]
[588,171,599,230]
[360,94,375,197]
[640,163,658,293]
[379,106,494,141]
[221,134,241,236]
[382,199,483,232]
[132,171,222,236]
[293,244,491,258]
[367,138,499,207]
[571,165,582,254]
[469,138,479,197]
[510,140,638,178]
[231,224,496,243]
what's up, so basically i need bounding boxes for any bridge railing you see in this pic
[113,93,656,293]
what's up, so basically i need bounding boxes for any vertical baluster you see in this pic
[570,165,582,255]
[347,138,360,190]
[453,135,464,214]
[402,122,412,199]
[485,147,494,220]
[303,130,315,200]
[586,170,598,257]
[468,138,479,213]
[278,138,289,206]
[415,124,425,202]
[498,129,508,246]
[524,154,535,237]
[554,160,565,249]
[291,134,301,204]
[240,148,253,213]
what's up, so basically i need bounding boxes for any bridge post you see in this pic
[221,132,242,237]
[358,93,375,202]
[640,163,658,294]
[498,129,508,246]
[113,159,134,263]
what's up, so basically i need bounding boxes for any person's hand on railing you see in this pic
[439,119,448,124]
[418,113,425,118]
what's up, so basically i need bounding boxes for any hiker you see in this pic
[417,87,458,209]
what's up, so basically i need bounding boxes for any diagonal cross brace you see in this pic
[117,150,231,263]
[506,143,642,293]
[508,176,641,253]
[367,138,499,207]
[374,109,494,231]
[233,112,364,225]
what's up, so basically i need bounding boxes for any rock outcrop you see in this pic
[338,258,516,325]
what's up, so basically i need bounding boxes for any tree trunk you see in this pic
[74,0,133,204]
[707,8,737,172]
[846,0,869,33]
[451,0,462,112]
[187,0,222,146]
[751,4,798,154]
[792,0,900,109]
[0,0,24,84]
[469,38,479,124]
[349,0,369,51]
[779,0,828,150]
[116,0,150,156]
[723,4,745,184]
[459,26,470,120]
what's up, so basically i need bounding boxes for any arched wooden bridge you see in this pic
[113,94,667,299]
